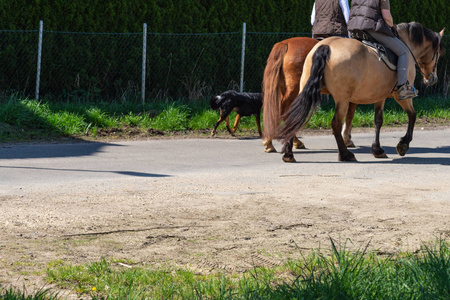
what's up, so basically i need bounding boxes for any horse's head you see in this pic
[397,22,445,86]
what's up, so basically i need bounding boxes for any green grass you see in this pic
[2,238,448,299]
[0,287,60,299]
[0,95,449,143]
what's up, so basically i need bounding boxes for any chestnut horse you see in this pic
[279,22,445,162]
[262,37,358,153]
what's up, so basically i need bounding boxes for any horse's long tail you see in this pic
[278,45,331,143]
[262,41,288,141]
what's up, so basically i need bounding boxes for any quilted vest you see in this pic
[347,0,393,36]
[312,0,348,36]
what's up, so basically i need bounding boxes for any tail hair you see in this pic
[278,45,331,143]
[262,42,289,141]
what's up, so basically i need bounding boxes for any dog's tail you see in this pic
[278,45,330,144]
[262,41,288,141]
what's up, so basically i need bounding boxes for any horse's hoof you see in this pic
[345,141,356,148]
[339,154,357,162]
[373,152,388,159]
[293,141,306,149]
[372,147,388,158]
[282,156,297,163]
[264,147,277,153]
[396,142,409,156]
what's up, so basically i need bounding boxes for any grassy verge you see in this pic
[1,239,449,299]
[0,95,449,143]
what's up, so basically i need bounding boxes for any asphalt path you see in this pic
[1,127,450,198]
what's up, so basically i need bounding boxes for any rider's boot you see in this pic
[397,81,418,100]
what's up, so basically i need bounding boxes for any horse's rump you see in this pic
[314,37,397,103]
[262,37,318,141]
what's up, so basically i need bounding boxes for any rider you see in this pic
[311,0,350,39]
[347,0,418,100]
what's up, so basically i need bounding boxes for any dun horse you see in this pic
[262,37,358,153]
[278,22,445,162]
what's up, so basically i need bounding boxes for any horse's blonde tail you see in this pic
[262,41,288,141]
[279,45,331,143]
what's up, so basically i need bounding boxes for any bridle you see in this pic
[394,28,440,78]
[399,33,440,78]
[414,49,439,78]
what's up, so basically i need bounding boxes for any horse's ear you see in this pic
[439,28,445,38]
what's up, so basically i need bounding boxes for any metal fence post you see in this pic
[35,20,43,101]
[142,23,147,105]
[240,22,246,93]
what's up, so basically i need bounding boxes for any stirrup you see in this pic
[397,83,418,100]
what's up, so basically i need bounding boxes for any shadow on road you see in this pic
[0,141,119,160]
[293,145,450,166]
[0,165,170,178]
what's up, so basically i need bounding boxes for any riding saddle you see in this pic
[350,30,398,71]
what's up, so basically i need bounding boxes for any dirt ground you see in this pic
[1,127,449,296]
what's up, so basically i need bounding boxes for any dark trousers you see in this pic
[367,30,410,86]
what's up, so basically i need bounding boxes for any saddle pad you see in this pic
[362,40,398,71]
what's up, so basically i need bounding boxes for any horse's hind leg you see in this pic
[332,102,356,161]
[372,101,388,158]
[394,98,416,156]
[262,139,277,153]
[282,137,296,163]
[293,136,306,149]
[342,103,357,147]
[282,84,305,150]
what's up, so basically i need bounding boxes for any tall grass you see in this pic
[1,239,448,299]
[0,95,449,142]
[0,287,59,300]
[27,239,450,299]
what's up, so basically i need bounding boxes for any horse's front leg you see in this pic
[342,102,357,147]
[372,100,388,158]
[282,137,296,163]
[332,102,356,162]
[394,98,416,156]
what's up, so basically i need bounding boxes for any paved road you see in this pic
[1,128,450,197]
[1,127,449,283]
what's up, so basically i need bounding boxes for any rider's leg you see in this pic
[367,30,418,100]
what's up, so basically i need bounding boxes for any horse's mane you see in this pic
[397,22,444,53]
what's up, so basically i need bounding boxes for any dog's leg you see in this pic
[225,115,234,135]
[231,114,241,136]
[211,115,227,136]
[254,114,262,137]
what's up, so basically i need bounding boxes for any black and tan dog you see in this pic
[209,90,262,137]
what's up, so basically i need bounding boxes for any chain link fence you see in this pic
[0,23,448,102]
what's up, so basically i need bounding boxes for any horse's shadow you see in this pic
[295,145,450,166]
